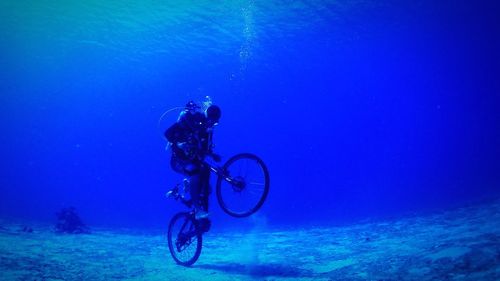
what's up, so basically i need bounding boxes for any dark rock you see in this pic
[20,226,33,233]
[55,207,90,234]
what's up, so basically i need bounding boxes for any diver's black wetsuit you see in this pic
[165,110,213,212]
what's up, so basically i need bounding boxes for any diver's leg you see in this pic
[189,166,209,219]
[170,157,185,175]
[188,173,201,209]
[166,157,185,198]
[199,165,211,212]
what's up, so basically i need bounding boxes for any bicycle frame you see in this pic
[170,160,222,209]
[168,152,269,266]
[205,160,244,188]
[176,212,210,239]
[206,162,226,179]
[176,217,196,250]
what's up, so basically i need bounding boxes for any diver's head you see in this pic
[205,105,221,127]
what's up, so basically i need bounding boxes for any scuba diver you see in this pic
[165,100,222,219]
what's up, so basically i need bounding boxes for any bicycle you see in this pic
[166,153,270,266]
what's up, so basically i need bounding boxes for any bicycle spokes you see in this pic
[230,176,246,191]
[216,153,270,217]
[168,213,202,266]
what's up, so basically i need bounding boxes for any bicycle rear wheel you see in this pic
[216,153,270,218]
[167,212,202,266]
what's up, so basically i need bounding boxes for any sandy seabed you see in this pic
[1,200,500,281]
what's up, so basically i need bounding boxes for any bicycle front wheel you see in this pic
[216,153,270,218]
[167,212,202,266]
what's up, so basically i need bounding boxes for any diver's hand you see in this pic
[177,142,187,150]
[176,142,198,160]
[177,142,192,153]
[210,153,221,162]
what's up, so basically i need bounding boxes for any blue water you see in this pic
[1,0,499,230]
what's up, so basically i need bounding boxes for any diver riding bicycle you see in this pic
[162,98,270,266]
[165,100,221,220]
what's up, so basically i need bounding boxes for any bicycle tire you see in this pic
[216,153,270,218]
[167,212,203,266]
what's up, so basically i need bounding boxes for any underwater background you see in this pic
[2,1,500,280]
[1,0,499,232]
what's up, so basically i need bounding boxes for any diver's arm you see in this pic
[205,131,221,162]
[165,123,187,156]
[208,152,221,162]
[165,123,182,143]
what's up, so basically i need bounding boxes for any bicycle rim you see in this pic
[167,212,202,266]
[216,153,270,217]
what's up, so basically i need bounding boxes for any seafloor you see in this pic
[1,200,499,281]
